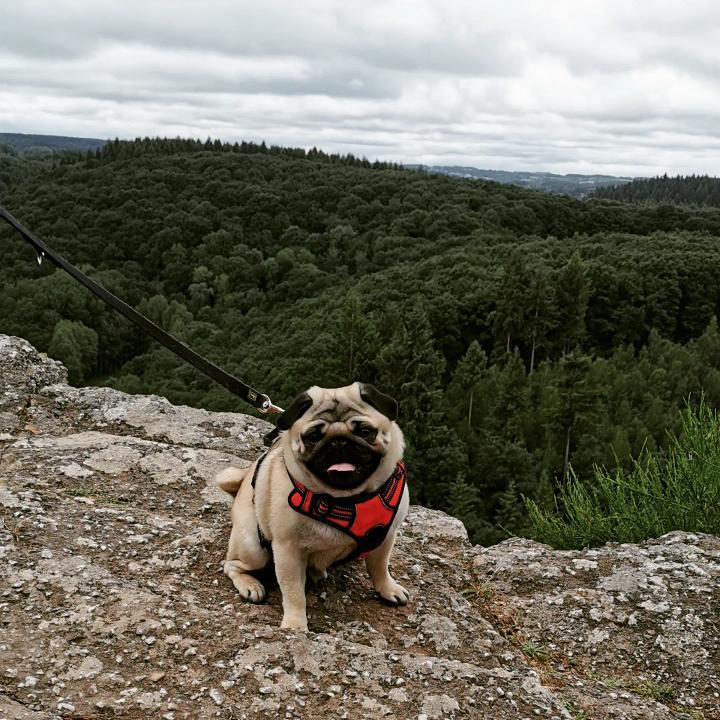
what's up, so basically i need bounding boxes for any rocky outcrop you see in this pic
[1,334,718,720]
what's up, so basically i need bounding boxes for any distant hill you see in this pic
[412,165,637,198]
[593,174,720,207]
[0,132,106,155]
[1,135,636,198]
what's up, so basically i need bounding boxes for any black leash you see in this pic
[0,205,283,415]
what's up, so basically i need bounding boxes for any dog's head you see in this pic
[277,382,403,495]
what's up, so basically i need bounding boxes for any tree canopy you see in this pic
[593,174,720,207]
[3,138,720,543]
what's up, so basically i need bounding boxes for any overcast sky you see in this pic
[2,0,719,176]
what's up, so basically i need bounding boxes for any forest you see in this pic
[3,137,720,544]
[594,173,720,207]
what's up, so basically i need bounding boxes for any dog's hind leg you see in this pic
[222,466,270,603]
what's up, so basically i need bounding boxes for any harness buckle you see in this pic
[313,494,334,517]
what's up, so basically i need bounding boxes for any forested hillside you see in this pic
[0,144,52,194]
[3,138,720,543]
[0,132,106,155]
[594,174,720,206]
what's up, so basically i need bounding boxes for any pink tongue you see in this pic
[327,462,356,472]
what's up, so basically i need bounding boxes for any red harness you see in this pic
[287,461,406,559]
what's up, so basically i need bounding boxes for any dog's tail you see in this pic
[215,465,250,496]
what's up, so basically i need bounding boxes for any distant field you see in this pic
[411,164,637,198]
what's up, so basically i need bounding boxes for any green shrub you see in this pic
[526,400,720,549]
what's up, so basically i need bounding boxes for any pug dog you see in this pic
[216,382,409,631]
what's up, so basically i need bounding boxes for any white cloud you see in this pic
[1,0,719,175]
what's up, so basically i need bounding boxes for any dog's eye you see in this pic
[302,425,325,444]
[353,423,377,442]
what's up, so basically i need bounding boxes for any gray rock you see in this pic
[1,334,718,720]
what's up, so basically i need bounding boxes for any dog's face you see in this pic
[277,382,403,493]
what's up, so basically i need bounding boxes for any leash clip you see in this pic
[259,397,284,414]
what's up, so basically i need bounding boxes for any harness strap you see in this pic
[287,462,406,560]
[250,451,272,550]
[248,451,406,562]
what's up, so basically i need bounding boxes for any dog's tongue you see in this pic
[327,462,356,472]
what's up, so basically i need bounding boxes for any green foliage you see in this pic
[495,477,529,537]
[47,319,98,384]
[447,475,491,543]
[3,138,720,543]
[527,400,720,549]
[520,641,549,661]
[594,174,720,207]
[632,680,677,703]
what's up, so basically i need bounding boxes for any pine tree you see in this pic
[553,252,589,354]
[492,250,531,356]
[376,303,467,506]
[494,477,526,537]
[447,475,490,543]
[448,340,488,429]
[555,351,597,480]
[524,267,556,373]
[327,293,379,385]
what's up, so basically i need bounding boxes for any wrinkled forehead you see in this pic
[309,388,366,422]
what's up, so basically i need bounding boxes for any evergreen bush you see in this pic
[526,400,720,548]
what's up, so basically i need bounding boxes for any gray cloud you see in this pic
[1,0,719,175]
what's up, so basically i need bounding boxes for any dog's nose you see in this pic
[326,437,350,453]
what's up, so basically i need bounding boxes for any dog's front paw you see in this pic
[280,614,308,632]
[227,569,266,603]
[374,577,410,606]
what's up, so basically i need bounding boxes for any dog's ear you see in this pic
[276,391,313,430]
[359,383,399,421]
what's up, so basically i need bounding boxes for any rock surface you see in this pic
[1,334,718,720]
